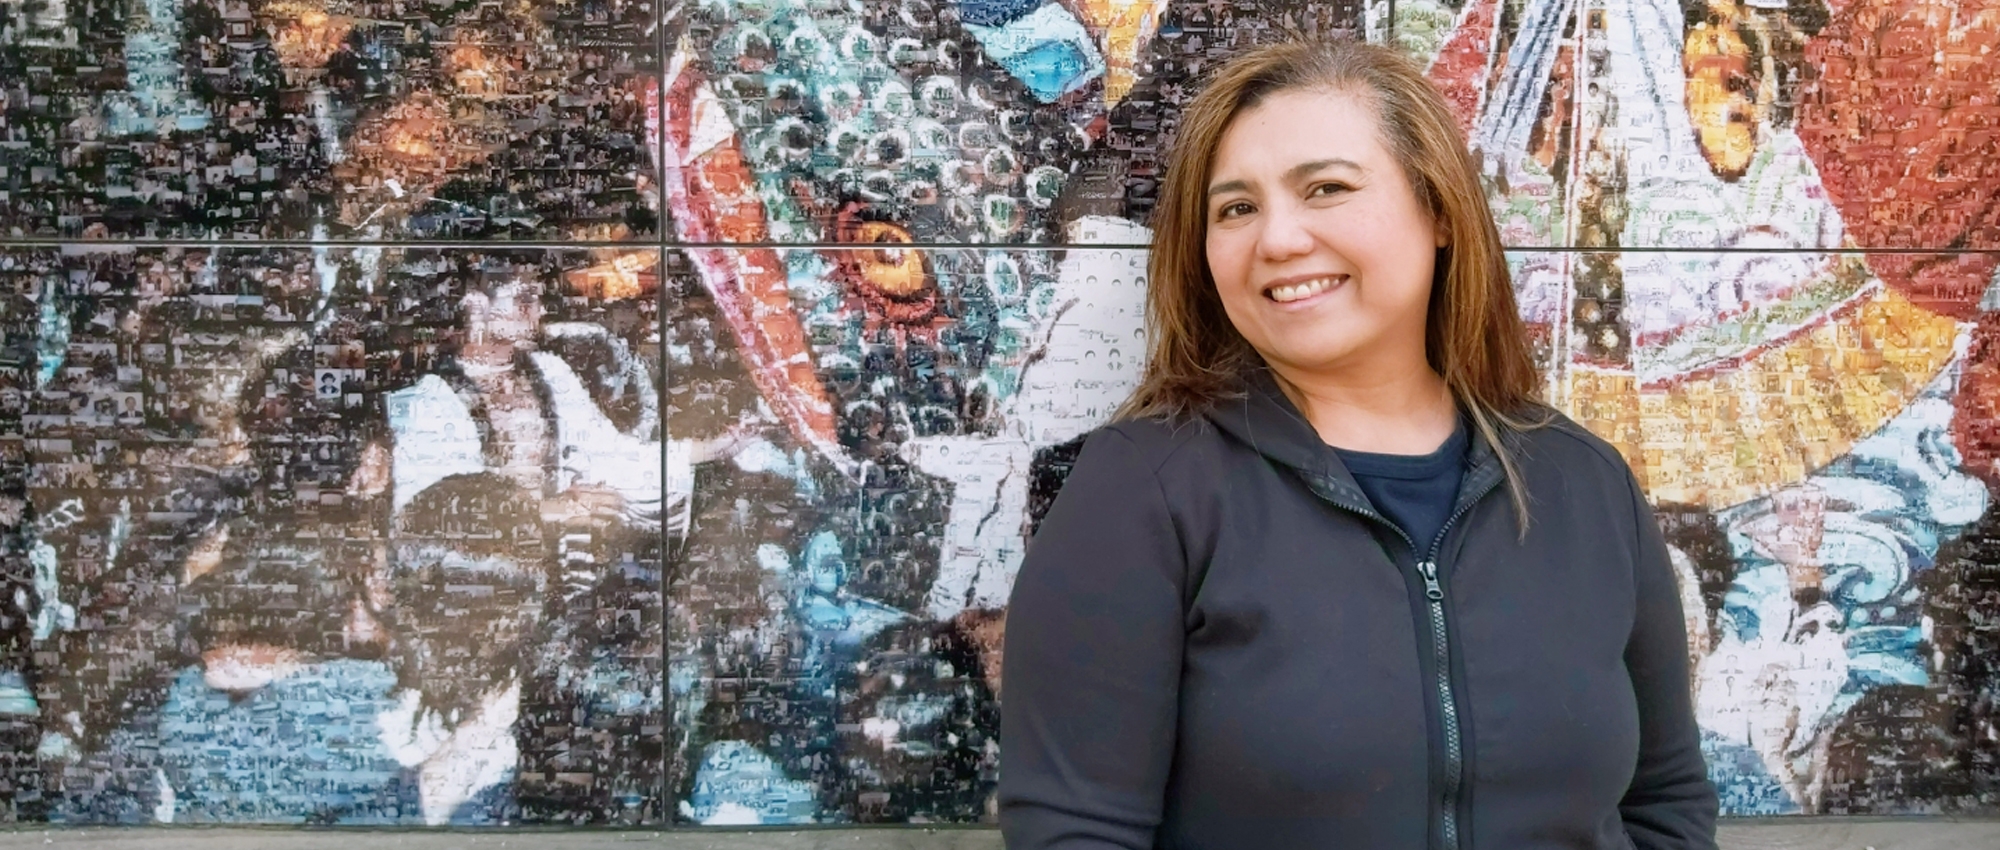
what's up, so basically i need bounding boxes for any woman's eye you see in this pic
[1216,202,1253,220]
[1309,182,1349,198]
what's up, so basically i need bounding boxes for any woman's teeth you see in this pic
[1267,276,1341,303]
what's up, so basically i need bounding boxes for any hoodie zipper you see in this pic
[1306,469,1499,850]
[1415,489,1489,850]
[1414,557,1460,848]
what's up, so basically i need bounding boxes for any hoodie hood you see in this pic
[1201,368,1507,518]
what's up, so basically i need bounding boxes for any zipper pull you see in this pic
[1417,560,1444,601]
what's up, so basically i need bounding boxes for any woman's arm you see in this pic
[998,428,1187,849]
[1620,471,1722,849]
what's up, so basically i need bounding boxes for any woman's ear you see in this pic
[1434,218,1451,248]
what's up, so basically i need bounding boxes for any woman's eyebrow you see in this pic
[1207,158,1365,198]
[1286,158,1363,182]
[1206,178,1250,199]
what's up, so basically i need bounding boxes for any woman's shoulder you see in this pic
[1509,407,1643,490]
[1055,417,1236,561]
[1084,414,1225,479]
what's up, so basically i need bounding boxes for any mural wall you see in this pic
[2,0,1998,826]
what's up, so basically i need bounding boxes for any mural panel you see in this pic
[665,243,1146,823]
[4,0,2000,828]
[0,0,657,240]
[0,245,666,823]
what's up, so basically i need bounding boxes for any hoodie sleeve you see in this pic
[1619,470,1721,849]
[998,428,1187,850]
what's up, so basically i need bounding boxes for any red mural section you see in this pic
[1795,0,2000,315]
[1791,1,2000,485]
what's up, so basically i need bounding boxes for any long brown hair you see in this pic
[1118,38,1547,528]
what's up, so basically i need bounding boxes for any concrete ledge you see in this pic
[2,820,1999,849]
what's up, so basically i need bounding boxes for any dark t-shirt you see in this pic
[1331,420,1468,556]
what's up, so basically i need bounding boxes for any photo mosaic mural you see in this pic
[3,0,2000,826]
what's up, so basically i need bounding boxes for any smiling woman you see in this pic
[999,40,1721,850]
[1201,96,1449,452]
[1120,38,1540,522]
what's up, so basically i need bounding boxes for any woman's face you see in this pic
[1204,88,1444,384]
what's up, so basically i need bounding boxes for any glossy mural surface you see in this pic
[4,0,2000,827]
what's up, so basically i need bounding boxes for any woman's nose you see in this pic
[1254,204,1316,261]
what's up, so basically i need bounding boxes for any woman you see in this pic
[998,40,1720,849]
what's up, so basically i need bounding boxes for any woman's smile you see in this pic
[1262,273,1348,306]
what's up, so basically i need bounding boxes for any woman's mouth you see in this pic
[1264,275,1346,304]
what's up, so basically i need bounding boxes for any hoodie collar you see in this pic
[1202,367,1505,519]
